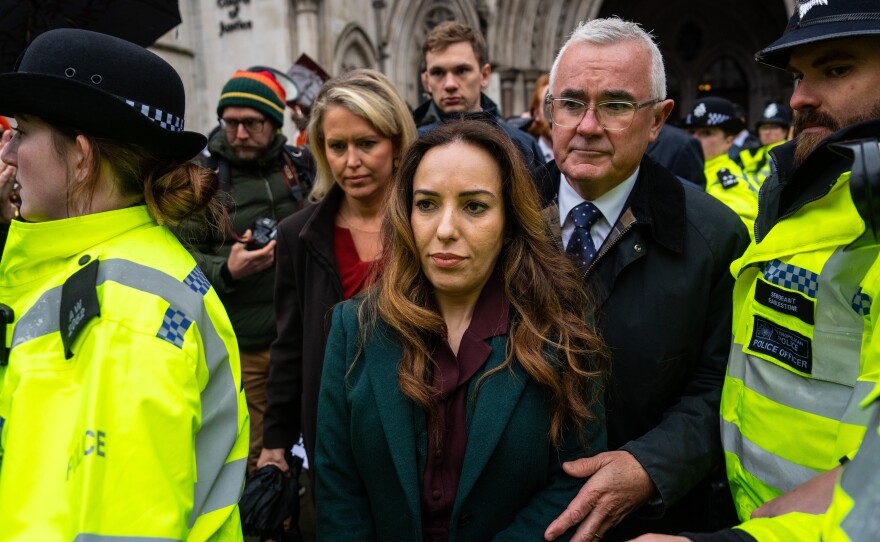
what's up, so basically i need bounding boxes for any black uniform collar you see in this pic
[758,118,880,238]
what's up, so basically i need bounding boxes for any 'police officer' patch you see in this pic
[749,315,812,374]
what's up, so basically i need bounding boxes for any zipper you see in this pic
[756,148,843,243]
[584,221,635,278]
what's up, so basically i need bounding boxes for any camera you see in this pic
[247,218,278,251]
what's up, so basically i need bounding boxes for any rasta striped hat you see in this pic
[217,70,287,127]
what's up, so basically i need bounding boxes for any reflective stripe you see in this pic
[811,244,879,386]
[838,405,880,540]
[196,457,247,517]
[10,258,243,526]
[97,260,244,527]
[74,535,180,542]
[721,417,822,493]
[10,285,62,348]
[727,350,875,426]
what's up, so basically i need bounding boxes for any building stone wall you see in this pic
[150,0,794,143]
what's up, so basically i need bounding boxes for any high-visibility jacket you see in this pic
[722,386,880,542]
[821,384,880,542]
[737,141,786,189]
[705,153,759,234]
[0,206,248,541]
[721,170,880,540]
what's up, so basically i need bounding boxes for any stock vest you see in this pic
[721,170,880,540]
[0,206,248,541]
[705,153,759,234]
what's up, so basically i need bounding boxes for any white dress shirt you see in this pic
[559,167,640,251]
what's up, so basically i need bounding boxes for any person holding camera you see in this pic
[176,68,315,476]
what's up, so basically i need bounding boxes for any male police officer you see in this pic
[636,1,880,541]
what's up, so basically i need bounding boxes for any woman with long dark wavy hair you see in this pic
[315,119,607,541]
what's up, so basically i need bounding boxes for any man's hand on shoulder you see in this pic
[544,450,656,541]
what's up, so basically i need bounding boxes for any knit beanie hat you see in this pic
[217,70,286,127]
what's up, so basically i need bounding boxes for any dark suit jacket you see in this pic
[315,298,607,541]
[537,157,749,538]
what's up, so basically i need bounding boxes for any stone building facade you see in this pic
[152,0,799,140]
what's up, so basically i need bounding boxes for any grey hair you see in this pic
[549,17,667,101]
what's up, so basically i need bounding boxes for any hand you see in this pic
[627,535,691,542]
[750,466,840,518]
[257,447,290,475]
[545,451,656,541]
[226,229,276,280]
[0,130,18,223]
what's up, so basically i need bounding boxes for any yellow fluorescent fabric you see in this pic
[722,171,880,525]
[0,206,248,541]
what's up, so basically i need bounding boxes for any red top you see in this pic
[421,270,509,542]
[333,225,375,299]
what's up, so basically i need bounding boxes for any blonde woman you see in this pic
[260,69,418,478]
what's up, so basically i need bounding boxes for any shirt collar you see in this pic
[558,166,640,226]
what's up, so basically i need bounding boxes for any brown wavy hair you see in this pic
[360,120,606,447]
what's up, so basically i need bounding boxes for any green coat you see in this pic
[315,298,607,541]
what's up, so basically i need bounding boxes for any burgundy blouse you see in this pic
[333,225,375,299]
[421,271,509,542]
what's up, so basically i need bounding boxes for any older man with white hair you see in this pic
[536,17,749,541]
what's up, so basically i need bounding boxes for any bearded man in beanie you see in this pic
[176,69,314,475]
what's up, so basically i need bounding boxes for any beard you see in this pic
[793,102,880,165]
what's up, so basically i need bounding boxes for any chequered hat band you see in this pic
[124,98,184,132]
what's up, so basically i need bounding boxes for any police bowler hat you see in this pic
[757,0,880,70]
[0,29,205,160]
[756,102,792,131]
[681,97,745,134]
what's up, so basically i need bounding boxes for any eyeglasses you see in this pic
[544,96,660,131]
[220,117,268,135]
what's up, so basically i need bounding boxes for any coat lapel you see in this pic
[364,329,422,523]
[454,335,528,514]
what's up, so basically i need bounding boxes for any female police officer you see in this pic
[0,29,248,540]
